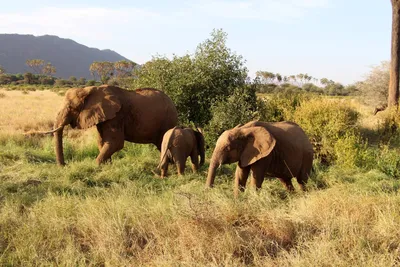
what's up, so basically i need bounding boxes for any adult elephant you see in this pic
[205,121,313,195]
[41,85,178,165]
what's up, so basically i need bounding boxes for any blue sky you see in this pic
[0,0,392,84]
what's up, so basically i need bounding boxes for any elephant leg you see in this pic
[174,152,186,176]
[297,154,313,191]
[97,134,104,152]
[277,178,295,191]
[297,169,310,192]
[96,125,124,165]
[175,161,185,176]
[160,158,169,178]
[234,165,250,197]
[190,150,199,173]
[250,164,265,191]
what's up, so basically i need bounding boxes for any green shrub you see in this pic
[375,145,400,178]
[86,80,96,86]
[206,85,258,145]
[333,133,370,169]
[374,108,400,145]
[131,29,248,126]
[258,91,312,122]
[292,98,359,164]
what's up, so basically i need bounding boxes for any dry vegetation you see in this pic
[0,89,400,266]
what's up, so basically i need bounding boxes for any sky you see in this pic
[0,0,392,85]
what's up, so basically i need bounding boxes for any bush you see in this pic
[258,91,312,122]
[206,85,258,144]
[86,80,96,86]
[39,76,55,85]
[131,29,248,126]
[54,79,72,88]
[292,98,359,164]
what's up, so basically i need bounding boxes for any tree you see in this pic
[26,59,45,74]
[131,29,248,125]
[42,63,56,76]
[90,61,115,84]
[0,65,5,75]
[24,72,34,84]
[357,61,390,105]
[388,0,400,107]
[114,60,136,78]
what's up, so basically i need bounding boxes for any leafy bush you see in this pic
[86,80,96,86]
[258,91,312,122]
[39,76,55,85]
[131,29,248,125]
[292,98,359,164]
[374,107,400,144]
[206,85,258,144]
[54,79,72,88]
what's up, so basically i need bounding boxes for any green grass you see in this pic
[0,132,400,266]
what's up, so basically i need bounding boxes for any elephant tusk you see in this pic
[23,125,64,136]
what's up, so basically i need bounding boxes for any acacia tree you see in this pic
[89,61,114,84]
[114,60,136,78]
[42,63,56,76]
[388,0,400,107]
[26,59,45,74]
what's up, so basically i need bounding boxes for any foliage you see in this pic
[357,61,389,106]
[131,29,248,125]
[292,98,360,164]
[0,65,5,75]
[113,60,136,78]
[42,63,56,76]
[89,61,115,84]
[25,59,45,74]
[258,91,312,122]
[206,84,258,144]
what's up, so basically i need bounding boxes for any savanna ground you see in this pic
[0,88,400,266]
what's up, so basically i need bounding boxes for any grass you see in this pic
[0,89,400,266]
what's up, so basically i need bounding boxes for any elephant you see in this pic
[39,85,178,165]
[373,103,388,115]
[158,126,205,177]
[205,120,314,195]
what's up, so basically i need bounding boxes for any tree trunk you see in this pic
[54,127,65,166]
[388,0,400,107]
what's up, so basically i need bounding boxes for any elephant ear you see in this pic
[76,86,121,129]
[239,126,276,168]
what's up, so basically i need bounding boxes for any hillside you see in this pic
[0,34,132,79]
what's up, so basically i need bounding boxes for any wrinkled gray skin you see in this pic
[205,121,314,196]
[158,126,205,177]
[51,85,178,165]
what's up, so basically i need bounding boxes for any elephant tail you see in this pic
[157,126,179,170]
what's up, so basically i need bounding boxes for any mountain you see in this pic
[0,34,133,79]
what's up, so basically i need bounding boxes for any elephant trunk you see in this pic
[205,157,220,188]
[54,108,70,166]
[54,126,65,166]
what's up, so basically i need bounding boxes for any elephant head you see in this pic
[52,86,121,165]
[205,126,276,187]
[194,127,205,166]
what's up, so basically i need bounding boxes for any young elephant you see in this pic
[205,121,313,195]
[158,126,205,178]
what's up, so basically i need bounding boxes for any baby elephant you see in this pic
[158,126,205,178]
